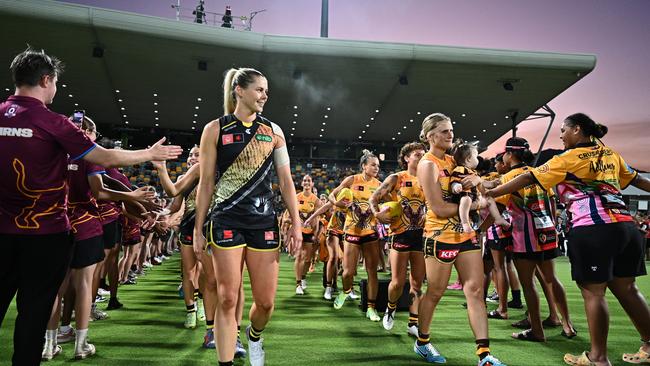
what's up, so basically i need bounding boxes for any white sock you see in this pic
[75,328,88,351]
[45,329,57,348]
[59,325,72,333]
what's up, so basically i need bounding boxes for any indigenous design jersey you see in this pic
[67,159,105,241]
[297,191,318,234]
[344,174,380,236]
[422,152,475,243]
[209,114,281,229]
[97,168,125,224]
[532,142,636,228]
[388,171,426,236]
[327,207,346,234]
[500,164,556,253]
[483,173,512,241]
[0,96,96,235]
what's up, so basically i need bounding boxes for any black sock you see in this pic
[237,325,241,337]
[296,280,301,286]
[512,289,521,302]
[417,331,430,346]
[218,361,233,366]
[408,313,418,328]
[206,320,214,331]
[186,304,196,313]
[475,339,490,360]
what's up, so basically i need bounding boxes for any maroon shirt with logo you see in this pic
[67,159,105,241]
[0,95,96,235]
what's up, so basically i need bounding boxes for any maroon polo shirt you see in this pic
[97,168,126,225]
[67,159,105,241]
[0,95,96,235]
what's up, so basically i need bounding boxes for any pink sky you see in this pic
[60,0,650,169]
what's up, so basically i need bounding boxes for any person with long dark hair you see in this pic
[487,113,650,366]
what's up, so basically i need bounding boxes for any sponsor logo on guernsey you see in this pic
[3,104,18,118]
[299,200,304,204]
[357,185,364,192]
[578,149,612,160]
[255,134,272,142]
[0,127,33,137]
[264,231,275,241]
[223,230,233,239]
[346,235,360,243]
[222,133,244,145]
[68,163,79,171]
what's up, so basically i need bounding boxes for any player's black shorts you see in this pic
[206,221,280,252]
[512,247,560,261]
[423,237,481,264]
[327,230,343,241]
[567,221,646,283]
[486,237,513,252]
[70,235,105,269]
[102,220,121,250]
[389,229,423,253]
[344,232,379,246]
[302,232,314,243]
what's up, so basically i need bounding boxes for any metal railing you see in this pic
[170,1,266,31]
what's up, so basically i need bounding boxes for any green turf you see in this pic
[1,254,648,365]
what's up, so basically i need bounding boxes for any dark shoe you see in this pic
[542,317,562,328]
[487,310,508,320]
[511,329,545,342]
[561,328,578,339]
[106,298,123,310]
[511,317,531,329]
[507,299,524,309]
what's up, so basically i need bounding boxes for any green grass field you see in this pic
[1,254,648,365]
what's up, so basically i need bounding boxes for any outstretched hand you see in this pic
[149,138,183,161]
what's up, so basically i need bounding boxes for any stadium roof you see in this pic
[0,0,596,146]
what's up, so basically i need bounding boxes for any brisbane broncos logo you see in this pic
[351,201,373,229]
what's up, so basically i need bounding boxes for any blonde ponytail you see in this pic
[223,68,238,115]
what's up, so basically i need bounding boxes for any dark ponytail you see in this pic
[565,113,608,139]
[505,137,534,166]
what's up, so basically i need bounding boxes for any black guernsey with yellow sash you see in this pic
[206,114,281,251]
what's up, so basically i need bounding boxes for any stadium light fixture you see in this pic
[403,126,407,129]
[154,110,158,114]
[293,105,298,109]
[375,109,379,113]
[482,129,486,132]
[461,113,466,117]
[125,121,129,124]
[293,121,297,124]
[362,130,366,133]
[409,119,413,122]
[324,115,328,118]
[505,115,509,119]
[62,84,67,88]
[192,121,196,124]
[197,97,202,102]
[397,132,401,135]
[195,106,199,110]
[155,117,159,120]
[370,117,374,121]
[194,114,198,117]
[365,124,369,127]
[115,90,120,93]
[153,93,157,97]
[322,122,326,125]
[118,99,123,102]
[123,114,127,118]
[294,113,298,117]
[319,134,323,137]
[74,103,78,107]
[121,107,125,111]
[493,123,497,126]
[155,123,159,127]
[68,94,73,98]
[326,107,331,111]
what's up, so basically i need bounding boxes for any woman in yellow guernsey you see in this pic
[293,174,322,295]
[305,191,349,300]
[369,142,427,337]
[487,113,650,366]
[415,113,506,366]
[329,150,382,321]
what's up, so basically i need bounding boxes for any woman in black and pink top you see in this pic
[0,48,181,365]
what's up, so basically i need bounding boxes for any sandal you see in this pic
[487,310,508,320]
[512,317,531,329]
[511,329,545,342]
[542,317,562,328]
[561,328,578,339]
[622,347,650,364]
[564,351,596,366]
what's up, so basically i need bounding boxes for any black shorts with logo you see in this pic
[327,231,343,241]
[568,221,646,283]
[423,237,481,264]
[344,232,379,246]
[389,229,423,253]
[206,221,280,252]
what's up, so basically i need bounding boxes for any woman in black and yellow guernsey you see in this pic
[330,150,382,322]
[369,141,427,337]
[294,174,322,295]
[415,113,506,366]
[193,68,302,366]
